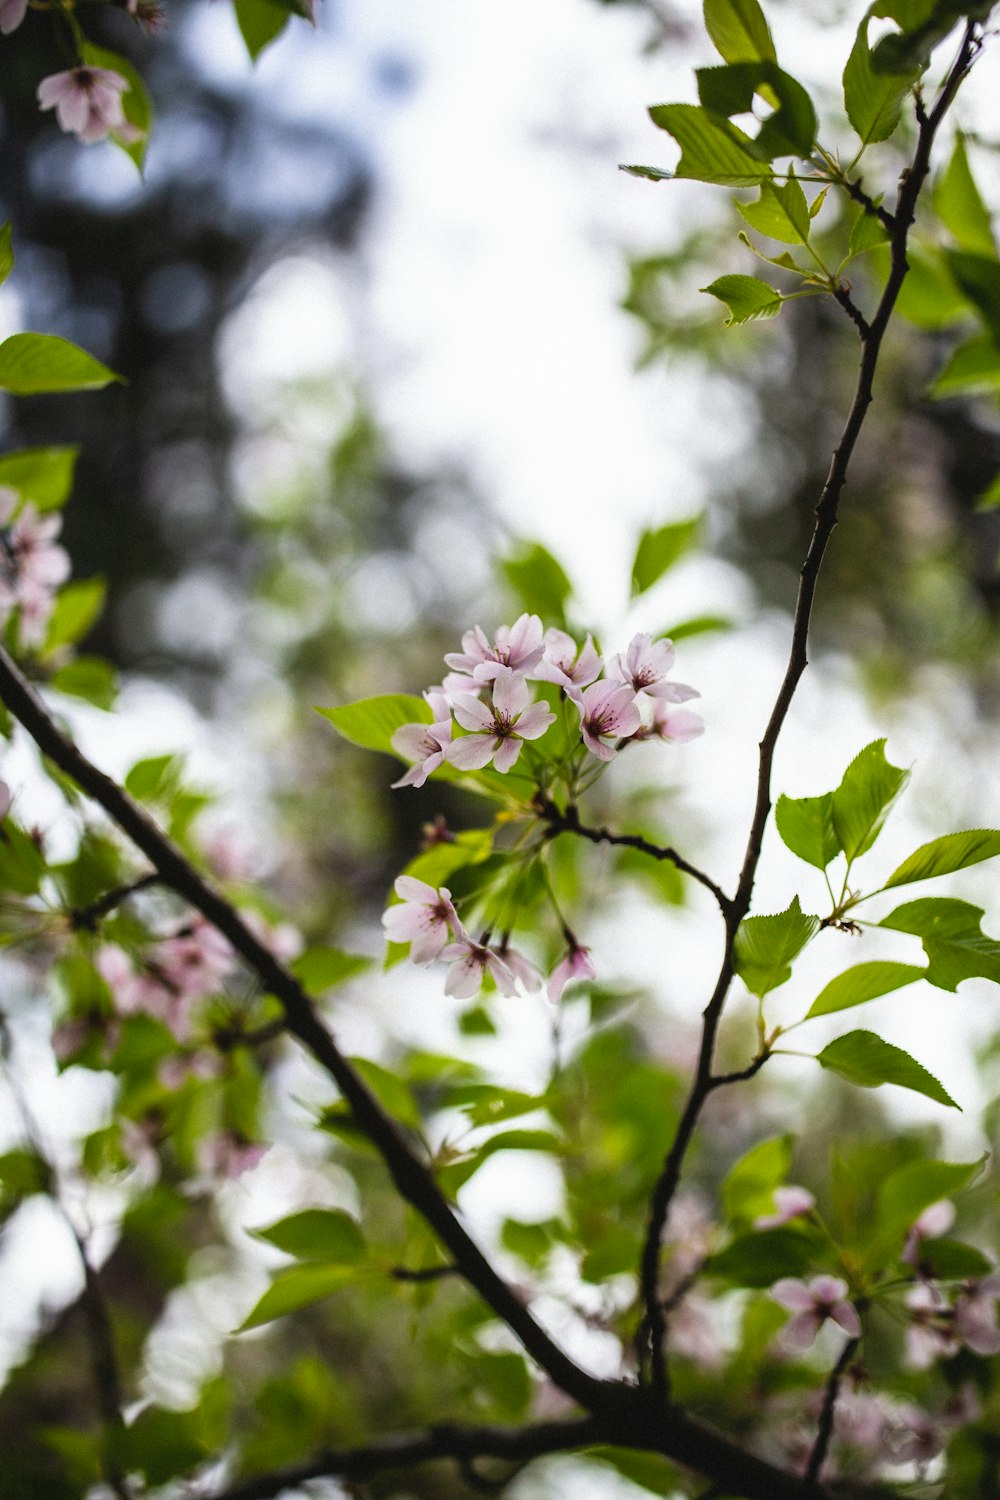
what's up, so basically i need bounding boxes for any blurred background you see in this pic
[1,0,1000,1494]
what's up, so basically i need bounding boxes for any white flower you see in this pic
[382,877,460,964]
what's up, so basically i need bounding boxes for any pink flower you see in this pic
[440,936,519,999]
[37,66,130,144]
[496,942,542,991]
[771,1275,862,1351]
[754,1186,815,1231]
[904,1282,957,1368]
[156,916,234,1004]
[533,628,602,703]
[447,668,555,773]
[547,942,595,1004]
[444,614,545,683]
[0,501,72,647]
[391,693,453,788]
[902,1198,955,1267]
[576,680,641,761]
[0,0,27,33]
[382,877,460,964]
[197,1130,267,1180]
[608,633,699,703]
[887,1404,944,1466]
[954,1273,1000,1355]
[634,700,705,744]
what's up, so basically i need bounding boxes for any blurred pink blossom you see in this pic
[771,1275,861,1351]
[441,935,519,999]
[754,1185,815,1230]
[547,942,595,1004]
[0,0,27,32]
[37,66,130,144]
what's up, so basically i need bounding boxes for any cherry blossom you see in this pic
[576,679,641,761]
[37,66,131,144]
[533,628,602,703]
[440,935,519,999]
[954,1272,1000,1355]
[197,1130,268,1180]
[496,941,542,991]
[608,632,699,702]
[635,699,705,744]
[444,613,545,683]
[547,941,595,1004]
[156,915,234,1003]
[447,667,555,773]
[391,693,453,788]
[382,877,460,964]
[0,0,26,34]
[754,1185,815,1230]
[0,496,72,647]
[904,1282,957,1368]
[771,1275,862,1351]
[902,1198,955,1267]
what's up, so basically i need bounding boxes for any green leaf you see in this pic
[125,753,180,800]
[587,1447,679,1497]
[437,1129,564,1195]
[250,1208,366,1263]
[0,224,12,288]
[843,18,919,146]
[848,202,890,257]
[500,541,573,626]
[43,578,105,654]
[662,614,732,642]
[350,1057,422,1130]
[936,135,995,255]
[734,896,820,997]
[452,1085,546,1128]
[50,657,117,709]
[805,961,925,1019]
[929,333,1000,399]
[917,1237,993,1279]
[884,829,1000,889]
[706,1227,818,1287]
[233,0,291,59]
[722,1134,794,1224]
[880,897,1000,991]
[0,334,123,396]
[879,241,970,328]
[870,0,995,74]
[975,472,1000,511]
[944,249,1000,343]
[81,44,153,170]
[0,822,46,895]
[831,739,908,862]
[775,791,841,870]
[648,104,774,186]
[817,1030,959,1109]
[619,163,674,182]
[737,179,811,245]
[876,1157,981,1243]
[0,1147,53,1197]
[398,829,494,890]
[630,516,700,597]
[696,62,817,160]
[290,947,372,991]
[317,694,430,756]
[703,0,777,63]
[237,1262,361,1331]
[702,274,783,326]
[0,446,78,511]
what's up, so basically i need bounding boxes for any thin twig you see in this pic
[804,1337,860,1489]
[537,798,733,916]
[841,176,896,233]
[389,1264,462,1282]
[831,284,871,340]
[634,20,983,1404]
[69,870,161,930]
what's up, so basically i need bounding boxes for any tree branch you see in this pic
[69,871,160,931]
[537,797,733,915]
[635,21,983,1404]
[804,1337,860,1489]
[0,646,613,1418]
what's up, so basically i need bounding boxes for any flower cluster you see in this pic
[0,488,71,648]
[382,876,593,1005]
[391,615,703,788]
